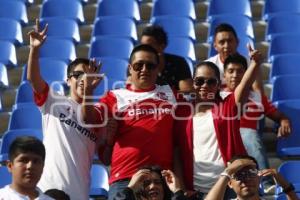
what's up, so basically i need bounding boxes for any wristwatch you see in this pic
[283,183,295,194]
[220,170,231,180]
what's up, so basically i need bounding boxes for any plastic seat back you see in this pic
[0,41,17,67]
[263,0,300,21]
[0,18,23,45]
[0,1,28,24]
[165,37,196,62]
[89,164,109,197]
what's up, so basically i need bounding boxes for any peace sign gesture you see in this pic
[27,19,48,49]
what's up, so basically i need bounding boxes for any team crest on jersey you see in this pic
[156,92,169,100]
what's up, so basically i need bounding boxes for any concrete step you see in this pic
[76,43,90,58]
[0,112,10,136]
[1,88,17,112]
[83,3,97,24]
[7,67,23,87]
[195,42,209,61]
[195,1,209,21]
[140,2,152,22]
[27,4,41,23]
[195,21,209,43]
[254,20,267,42]
[251,0,264,20]
[80,24,93,43]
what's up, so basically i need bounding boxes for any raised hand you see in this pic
[27,19,48,49]
[247,43,262,64]
[226,158,257,176]
[83,58,104,92]
[278,119,292,138]
[161,170,182,193]
[128,169,151,191]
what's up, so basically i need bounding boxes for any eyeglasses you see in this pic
[143,179,163,187]
[232,168,258,181]
[68,71,85,79]
[132,61,157,71]
[193,77,218,87]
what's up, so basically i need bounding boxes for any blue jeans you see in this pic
[240,128,274,186]
[108,179,130,200]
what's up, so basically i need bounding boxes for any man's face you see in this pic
[129,50,159,89]
[143,172,164,200]
[67,63,87,102]
[224,63,246,91]
[140,35,165,54]
[8,152,44,189]
[228,166,260,199]
[214,31,238,62]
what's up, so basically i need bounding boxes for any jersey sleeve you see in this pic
[33,83,49,107]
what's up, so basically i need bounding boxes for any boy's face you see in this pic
[67,63,87,102]
[8,152,44,189]
[224,63,246,91]
[214,31,238,63]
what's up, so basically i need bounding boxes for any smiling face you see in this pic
[193,65,220,102]
[129,50,159,90]
[8,152,44,190]
[214,31,238,63]
[67,63,87,103]
[224,63,246,91]
[143,172,164,200]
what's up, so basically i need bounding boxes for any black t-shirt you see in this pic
[155,53,192,90]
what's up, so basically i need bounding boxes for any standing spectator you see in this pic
[205,155,299,200]
[175,45,262,199]
[221,53,291,194]
[81,44,183,200]
[27,19,103,200]
[130,25,193,93]
[0,136,54,200]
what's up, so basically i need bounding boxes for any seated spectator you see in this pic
[0,136,54,200]
[45,189,70,200]
[128,25,193,93]
[221,53,291,194]
[205,155,299,200]
[115,166,185,200]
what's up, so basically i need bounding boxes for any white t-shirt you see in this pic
[206,54,225,84]
[193,111,225,193]
[0,185,54,200]
[35,87,102,200]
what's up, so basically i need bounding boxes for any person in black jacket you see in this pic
[114,166,186,200]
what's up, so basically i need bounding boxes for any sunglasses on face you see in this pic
[143,179,163,187]
[232,168,258,181]
[131,61,158,71]
[68,71,85,79]
[193,77,219,87]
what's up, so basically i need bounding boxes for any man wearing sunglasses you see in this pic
[82,44,183,200]
[205,155,298,200]
[27,20,103,200]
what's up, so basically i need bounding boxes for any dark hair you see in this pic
[129,44,160,65]
[67,58,89,78]
[45,189,70,200]
[194,61,221,83]
[224,53,248,71]
[9,136,45,161]
[137,165,172,200]
[141,25,168,45]
[229,155,259,169]
[214,23,238,42]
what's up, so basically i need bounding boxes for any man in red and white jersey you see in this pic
[27,20,103,200]
[81,44,183,200]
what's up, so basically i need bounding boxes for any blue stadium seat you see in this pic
[40,18,80,43]
[0,63,9,89]
[89,164,109,198]
[23,58,68,85]
[15,0,34,5]
[40,38,76,63]
[165,36,196,62]
[96,0,140,22]
[93,17,137,42]
[207,0,252,22]
[41,0,84,24]
[207,14,254,43]
[0,166,11,187]
[152,0,196,21]
[8,105,42,130]
[274,100,300,157]
[151,16,196,41]
[97,57,128,80]
[89,37,134,61]
[209,35,254,58]
[269,54,300,83]
[0,129,43,163]
[272,75,300,102]
[276,161,300,195]
[276,193,300,200]
[0,18,23,45]
[266,13,300,41]
[0,1,28,25]
[93,78,125,98]
[0,41,17,67]
[263,0,300,21]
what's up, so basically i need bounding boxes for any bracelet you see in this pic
[220,170,231,180]
[283,183,295,194]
